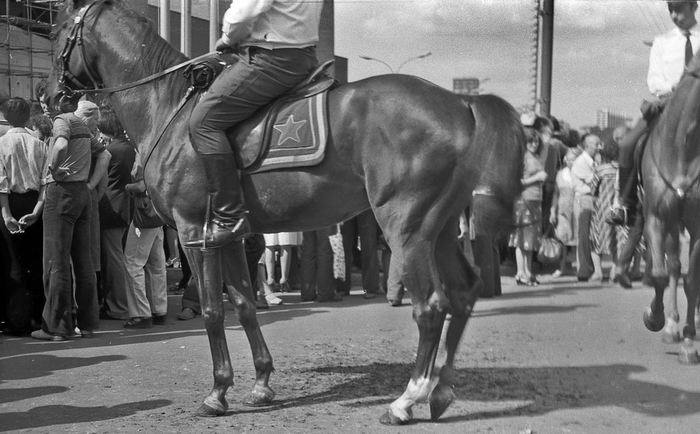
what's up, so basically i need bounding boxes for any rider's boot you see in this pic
[607,165,637,226]
[184,153,252,249]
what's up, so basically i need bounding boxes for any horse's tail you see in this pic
[459,94,525,235]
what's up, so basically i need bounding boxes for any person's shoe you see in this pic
[300,294,317,302]
[318,294,343,302]
[389,299,402,307]
[629,271,643,282]
[577,277,589,282]
[124,317,153,329]
[176,308,197,321]
[613,272,632,289]
[152,314,168,325]
[80,330,96,338]
[279,281,292,293]
[265,293,284,305]
[256,299,270,309]
[606,205,627,226]
[31,329,66,341]
[363,292,378,300]
[551,270,563,278]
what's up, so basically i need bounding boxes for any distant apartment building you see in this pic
[596,108,631,129]
[453,77,481,95]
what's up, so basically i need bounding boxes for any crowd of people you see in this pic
[502,114,644,293]
[0,85,398,338]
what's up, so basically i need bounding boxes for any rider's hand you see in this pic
[215,37,231,53]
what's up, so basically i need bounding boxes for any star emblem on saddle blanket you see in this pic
[273,115,307,147]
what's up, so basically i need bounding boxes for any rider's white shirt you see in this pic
[648,25,700,97]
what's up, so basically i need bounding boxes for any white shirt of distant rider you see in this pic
[220,0,322,50]
[648,24,700,97]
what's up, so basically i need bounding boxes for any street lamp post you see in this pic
[359,52,432,74]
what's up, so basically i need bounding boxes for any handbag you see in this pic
[537,225,563,265]
[132,194,164,229]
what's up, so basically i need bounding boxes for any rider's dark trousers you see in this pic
[188,46,318,156]
[618,117,648,169]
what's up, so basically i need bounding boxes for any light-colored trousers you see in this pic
[124,224,167,318]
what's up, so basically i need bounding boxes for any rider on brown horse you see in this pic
[610,0,699,226]
[184,0,323,248]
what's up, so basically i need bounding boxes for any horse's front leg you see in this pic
[186,247,232,416]
[642,213,667,332]
[662,232,682,343]
[220,242,275,406]
[380,239,448,426]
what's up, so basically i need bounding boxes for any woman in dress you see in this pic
[262,232,303,301]
[590,139,620,282]
[509,127,548,286]
[549,147,582,277]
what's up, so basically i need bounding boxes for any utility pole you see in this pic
[536,0,554,118]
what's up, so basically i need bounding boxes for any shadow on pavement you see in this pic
[226,361,700,422]
[0,399,171,432]
[472,303,598,318]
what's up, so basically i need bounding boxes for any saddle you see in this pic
[217,60,336,174]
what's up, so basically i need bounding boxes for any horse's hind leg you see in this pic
[427,219,481,421]
[183,246,232,417]
[379,233,449,425]
[219,242,275,405]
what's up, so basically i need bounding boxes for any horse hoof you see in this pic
[663,330,682,343]
[194,396,228,417]
[682,325,697,340]
[429,383,456,421]
[679,339,700,365]
[643,308,665,332]
[379,408,412,426]
[241,386,275,407]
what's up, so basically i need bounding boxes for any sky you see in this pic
[333,0,672,129]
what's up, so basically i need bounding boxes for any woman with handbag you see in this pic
[508,127,548,287]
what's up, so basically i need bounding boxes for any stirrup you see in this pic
[184,216,251,249]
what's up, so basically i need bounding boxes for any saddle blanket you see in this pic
[247,92,328,174]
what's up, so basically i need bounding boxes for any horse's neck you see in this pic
[97,32,189,150]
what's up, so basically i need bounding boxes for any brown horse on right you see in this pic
[641,55,700,364]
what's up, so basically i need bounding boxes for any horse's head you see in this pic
[44,0,103,112]
[46,0,168,113]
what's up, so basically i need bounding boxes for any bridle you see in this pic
[56,0,216,98]
[57,1,102,96]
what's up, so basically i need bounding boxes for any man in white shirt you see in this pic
[610,0,699,225]
[185,0,323,249]
[571,134,601,282]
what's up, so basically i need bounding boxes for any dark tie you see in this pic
[685,30,693,67]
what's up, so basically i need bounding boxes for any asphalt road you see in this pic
[2,265,700,433]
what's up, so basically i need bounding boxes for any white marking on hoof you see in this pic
[663,318,682,343]
[679,339,700,365]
